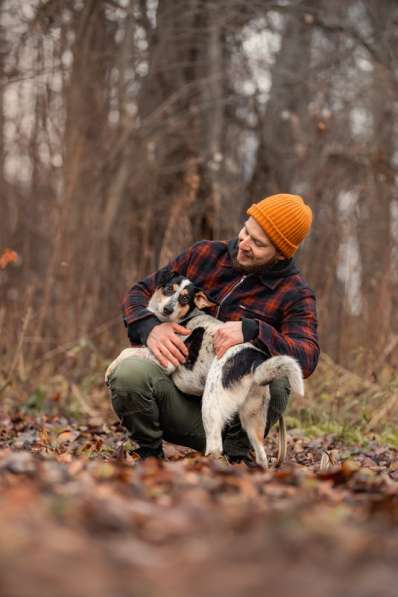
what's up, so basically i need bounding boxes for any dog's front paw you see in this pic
[206,453,230,469]
[205,439,223,456]
[163,362,177,374]
[255,453,269,469]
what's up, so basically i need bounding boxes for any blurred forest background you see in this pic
[2,4,398,594]
[1,0,397,383]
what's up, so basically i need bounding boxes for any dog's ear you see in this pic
[157,268,175,287]
[194,290,217,310]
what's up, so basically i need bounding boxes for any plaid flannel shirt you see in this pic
[122,239,320,378]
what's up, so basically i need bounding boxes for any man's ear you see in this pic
[194,290,217,310]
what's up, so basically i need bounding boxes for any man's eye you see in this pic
[163,285,174,296]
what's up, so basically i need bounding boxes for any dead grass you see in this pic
[1,345,397,450]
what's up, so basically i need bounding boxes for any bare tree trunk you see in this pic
[357,1,396,372]
[136,0,229,264]
[0,5,7,243]
[49,0,112,341]
[247,1,315,202]
[195,3,225,240]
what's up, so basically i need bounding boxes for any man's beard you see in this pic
[232,254,279,275]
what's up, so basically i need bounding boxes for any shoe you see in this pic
[130,445,165,460]
[225,451,257,468]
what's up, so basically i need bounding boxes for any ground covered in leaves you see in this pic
[1,403,398,597]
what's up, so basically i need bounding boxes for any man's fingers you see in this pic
[175,336,189,357]
[215,340,233,359]
[151,342,178,368]
[158,345,179,367]
[165,339,186,364]
[213,332,224,351]
[172,323,191,336]
[151,347,170,368]
[169,332,189,356]
[216,345,226,359]
[213,338,224,359]
[213,330,225,344]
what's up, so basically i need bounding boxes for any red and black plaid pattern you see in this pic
[122,240,320,378]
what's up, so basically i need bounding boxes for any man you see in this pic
[107,193,319,464]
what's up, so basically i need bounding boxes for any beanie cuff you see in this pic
[247,204,298,258]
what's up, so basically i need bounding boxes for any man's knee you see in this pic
[108,356,162,394]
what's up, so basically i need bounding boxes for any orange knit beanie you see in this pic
[247,193,312,258]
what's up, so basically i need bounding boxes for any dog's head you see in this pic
[148,271,215,322]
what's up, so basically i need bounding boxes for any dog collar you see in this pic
[179,308,204,325]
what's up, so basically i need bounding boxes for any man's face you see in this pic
[236,217,283,269]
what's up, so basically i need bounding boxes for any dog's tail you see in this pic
[253,355,304,397]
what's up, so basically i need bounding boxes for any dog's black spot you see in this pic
[157,268,176,287]
[182,327,205,370]
[222,348,265,389]
[170,275,186,286]
[158,270,191,291]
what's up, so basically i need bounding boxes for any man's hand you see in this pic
[147,322,191,368]
[213,321,244,359]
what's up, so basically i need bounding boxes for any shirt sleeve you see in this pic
[121,244,195,345]
[252,292,320,378]
[242,318,260,342]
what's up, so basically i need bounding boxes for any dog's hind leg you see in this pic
[201,363,245,456]
[239,392,269,468]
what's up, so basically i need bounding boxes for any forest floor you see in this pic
[0,354,398,597]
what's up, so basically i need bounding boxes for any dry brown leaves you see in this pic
[0,409,398,597]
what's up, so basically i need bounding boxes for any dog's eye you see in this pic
[163,285,174,296]
[179,295,190,305]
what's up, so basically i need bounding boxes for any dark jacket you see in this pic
[122,239,320,378]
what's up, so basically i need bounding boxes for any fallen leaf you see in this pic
[0,248,17,269]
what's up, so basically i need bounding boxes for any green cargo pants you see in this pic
[107,356,290,458]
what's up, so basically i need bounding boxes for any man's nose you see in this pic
[239,237,251,250]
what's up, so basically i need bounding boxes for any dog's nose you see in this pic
[163,305,174,316]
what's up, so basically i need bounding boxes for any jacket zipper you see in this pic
[216,275,247,318]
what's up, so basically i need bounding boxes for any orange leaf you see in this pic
[0,248,17,269]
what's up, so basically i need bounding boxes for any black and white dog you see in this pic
[106,273,304,467]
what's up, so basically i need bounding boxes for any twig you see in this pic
[366,391,398,432]
[70,383,98,417]
[28,316,120,373]
[0,307,32,394]
[319,448,338,472]
[374,335,398,371]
